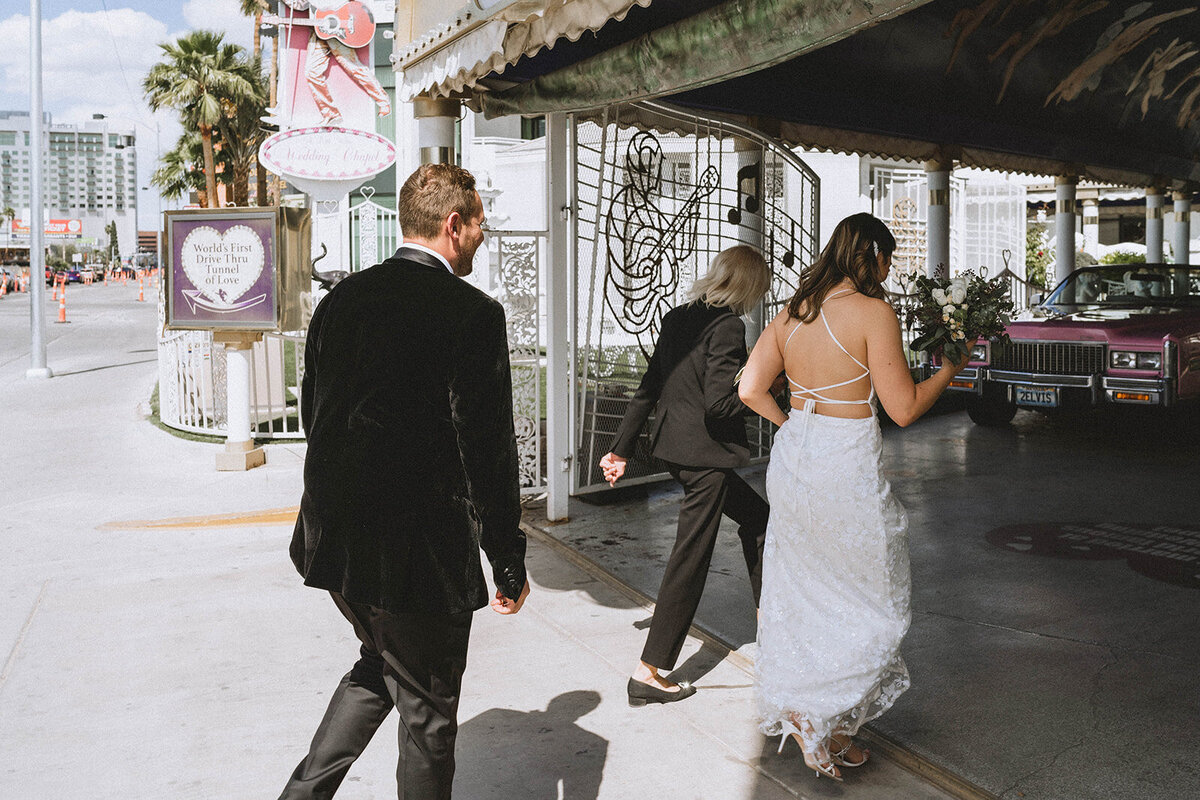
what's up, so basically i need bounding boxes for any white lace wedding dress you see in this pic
[755,299,912,757]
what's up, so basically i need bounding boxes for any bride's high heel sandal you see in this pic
[776,720,843,782]
[829,733,870,768]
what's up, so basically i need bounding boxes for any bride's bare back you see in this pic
[741,280,966,428]
[777,288,876,419]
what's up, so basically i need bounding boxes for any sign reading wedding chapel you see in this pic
[164,207,312,332]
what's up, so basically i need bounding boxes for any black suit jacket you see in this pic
[291,248,527,616]
[610,302,752,469]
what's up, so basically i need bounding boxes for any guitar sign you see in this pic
[265,1,376,49]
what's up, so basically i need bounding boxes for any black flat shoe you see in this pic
[627,677,696,706]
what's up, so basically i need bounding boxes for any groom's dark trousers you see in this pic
[279,593,472,800]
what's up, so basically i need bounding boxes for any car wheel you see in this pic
[966,395,1018,426]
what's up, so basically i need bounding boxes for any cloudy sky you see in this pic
[0,0,260,226]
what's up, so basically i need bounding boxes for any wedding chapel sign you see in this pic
[258,126,397,201]
[164,207,312,331]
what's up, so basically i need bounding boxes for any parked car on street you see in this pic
[951,264,1200,425]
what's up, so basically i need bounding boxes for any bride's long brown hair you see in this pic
[786,213,896,323]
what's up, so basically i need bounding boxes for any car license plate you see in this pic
[1015,386,1058,407]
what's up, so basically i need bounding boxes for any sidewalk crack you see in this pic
[0,579,48,697]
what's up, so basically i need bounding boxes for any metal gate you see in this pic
[462,230,546,495]
[573,102,820,492]
[871,166,966,290]
[349,187,400,273]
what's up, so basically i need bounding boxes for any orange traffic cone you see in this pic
[52,278,58,301]
[137,273,145,302]
[57,281,66,323]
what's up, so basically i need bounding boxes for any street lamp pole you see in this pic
[27,0,50,379]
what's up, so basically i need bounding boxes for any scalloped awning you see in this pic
[395,0,653,103]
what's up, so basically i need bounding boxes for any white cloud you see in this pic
[0,9,172,119]
[0,5,263,226]
[181,0,256,52]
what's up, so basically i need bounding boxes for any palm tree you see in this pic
[240,0,269,61]
[152,130,235,208]
[151,132,208,207]
[214,57,271,206]
[243,0,279,204]
[143,30,255,206]
[1,205,15,249]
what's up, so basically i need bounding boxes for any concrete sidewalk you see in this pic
[0,284,952,798]
[532,408,1200,800]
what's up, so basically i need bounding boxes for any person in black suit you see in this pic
[599,245,776,706]
[281,163,529,800]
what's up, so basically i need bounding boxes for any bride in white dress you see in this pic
[738,213,967,781]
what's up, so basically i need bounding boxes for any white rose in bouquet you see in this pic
[932,288,948,305]
[949,283,967,305]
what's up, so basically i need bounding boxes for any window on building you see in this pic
[521,116,546,140]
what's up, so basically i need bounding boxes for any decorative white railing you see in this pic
[157,330,306,439]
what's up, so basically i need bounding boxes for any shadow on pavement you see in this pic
[454,690,607,800]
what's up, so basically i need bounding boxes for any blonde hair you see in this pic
[687,246,771,315]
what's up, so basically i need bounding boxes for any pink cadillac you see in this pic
[951,265,1200,425]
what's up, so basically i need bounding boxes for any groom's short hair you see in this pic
[398,163,481,241]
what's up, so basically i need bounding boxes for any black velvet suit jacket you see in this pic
[291,248,526,616]
[609,302,753,469]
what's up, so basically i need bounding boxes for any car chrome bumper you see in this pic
[968,369,1175,406]
[943,366,983,394]
[1101,376,1176,406]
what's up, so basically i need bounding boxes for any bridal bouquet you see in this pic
[906,270,1014,363]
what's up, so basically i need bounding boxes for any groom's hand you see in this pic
[491,581,530,615]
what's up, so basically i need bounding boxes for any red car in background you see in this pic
[951,264,1200,425]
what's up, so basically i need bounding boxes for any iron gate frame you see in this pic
[570,101,821,494]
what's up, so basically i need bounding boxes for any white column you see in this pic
[1172,190,1192,265]
[733,137,765,338]
[1055,176,1078,285]
[925,159,951,279]
[227,346,252,443]
[215,334,266,471]
[544,113,571,521]
[412,97,459,165]
[1081,198,1099,258]
[1145,186,1165,262]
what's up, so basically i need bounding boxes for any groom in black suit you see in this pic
[281,163,529,800]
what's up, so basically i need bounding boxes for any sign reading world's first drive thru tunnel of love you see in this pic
[167,210,278,330]
[164,207,310,332]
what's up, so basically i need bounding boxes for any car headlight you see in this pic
[1110,350,1162,370]
[970,344,988,363]
[1110,351,1137,368]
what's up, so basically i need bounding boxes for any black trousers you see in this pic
[279,592,473,800]
[641,464,769,670]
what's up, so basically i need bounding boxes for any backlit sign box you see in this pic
[11,218,83,239]
[164,207,311,332]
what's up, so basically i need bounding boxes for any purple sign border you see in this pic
[166,209,281,331]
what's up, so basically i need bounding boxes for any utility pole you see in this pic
[27,0,50,379]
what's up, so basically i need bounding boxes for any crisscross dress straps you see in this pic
[783,289,874,413]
